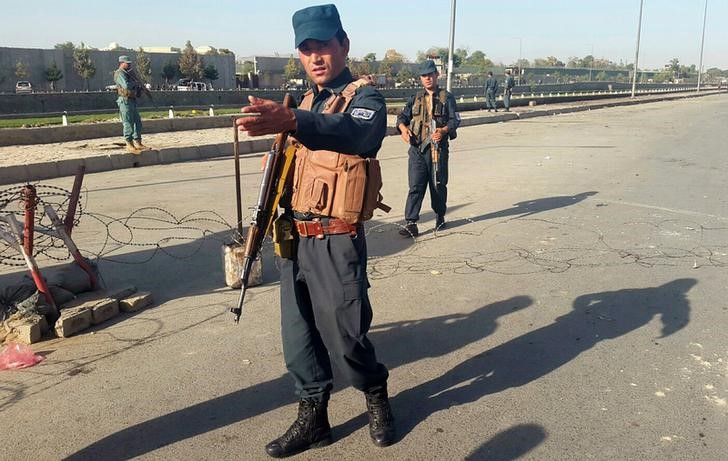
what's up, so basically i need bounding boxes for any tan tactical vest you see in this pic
[114,70,136,99]
[410,88,448,144]
[291,77,389,224]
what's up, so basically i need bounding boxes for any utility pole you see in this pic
[697,0,708,92]
[446,0,457,91]
[588,44,594,81]
[631,0,645,98]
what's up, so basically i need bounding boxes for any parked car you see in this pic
[15,81,32,94]
[105,84,118,91]
[177,81,208,91]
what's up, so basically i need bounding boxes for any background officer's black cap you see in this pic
[292,4,344,49]
[418,60,438,76]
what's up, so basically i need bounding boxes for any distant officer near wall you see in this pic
[484,71,499,112]
[114,56,148,154]
[503,69,516,112]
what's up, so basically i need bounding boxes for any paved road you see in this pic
[1,94,727,460]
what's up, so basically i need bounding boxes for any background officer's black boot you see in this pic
[364,385,396,447]
[435,214,446,229]
[398,221,418,237]
[265,398,332,458]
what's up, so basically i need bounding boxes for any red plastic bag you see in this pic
[0,342,44,370]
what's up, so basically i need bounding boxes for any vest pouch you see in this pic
[360,159,385,222]
[292,149,340,216]
[334,157,368,223]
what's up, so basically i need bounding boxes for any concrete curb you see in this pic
[2,90,723,186]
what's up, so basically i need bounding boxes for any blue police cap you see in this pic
[418,60,438,76]
[292,4,343,49]
[118,55,132,64]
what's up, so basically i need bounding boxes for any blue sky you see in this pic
[3,0,726,69]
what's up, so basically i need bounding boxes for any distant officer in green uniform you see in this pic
[484,71,499,112]
[503,69,515,112]
[397,60,459,237]
[114,56,148,154]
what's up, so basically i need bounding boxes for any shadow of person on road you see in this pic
[445,191,598,231]
[464,423,547,461]
[64,296,532,460]
[357,278,695,442]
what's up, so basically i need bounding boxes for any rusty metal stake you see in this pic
[64,165,85,235]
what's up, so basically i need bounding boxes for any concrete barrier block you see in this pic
[55,306,92,338]
[136,149,161,167]
[0,165,30,186]
[251,138,274,153]
[119,292,153,313]
[28,161,59,181]
[219,141,235,156]
[179,146,201,162]
[159,147,181,164]
[198,144,222,159]
[55,159,85,179]
[83,155,114,174]
[109,152,138,170]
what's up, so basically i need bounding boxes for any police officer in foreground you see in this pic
[114,56,148,154]
[503,69,516,112]
[397,60,459,237]
[484,70,499,112]
[236,4,395,458]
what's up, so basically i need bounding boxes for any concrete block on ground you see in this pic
[83,155,114,174]
[4,314,46,344]
[222,243,263,289]
[64,295,119,325]
[0,165,29,186]
[14,322,42,344]
[159,147,181,164]
[179,146,201,162]
[106,286,138,300]
[198,144,222,159]
[55,307,92,338]
[119,292,153,313]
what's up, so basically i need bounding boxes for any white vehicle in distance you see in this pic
[176,78,207,91]
[15,81,32,94]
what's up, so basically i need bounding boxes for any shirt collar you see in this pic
[312,68,354,97]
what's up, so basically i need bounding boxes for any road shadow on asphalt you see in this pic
[464,423,547,461]
[369,278,696,443]
[443,191,598,231]
[63,296,532,460]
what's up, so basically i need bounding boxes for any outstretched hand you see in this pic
[236,96,297,136]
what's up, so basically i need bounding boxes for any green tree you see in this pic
[178,40,203,80]
[349,59,371,77]
[283,57,303,82]
[203,64,219,87]
[44,61,63,90]
[417,46,462,72]
[595,71,608,81]
[534,56,564,67]
[135,47,152,83]
[73,43,96,90]
[668,58,680,77]
[238,60,255,75]
[54,42,76,51]
[395,66,415,85]
[14,60,30,79]
[363,53,376,62]
[161,61,178,85]
[465,50,494,73]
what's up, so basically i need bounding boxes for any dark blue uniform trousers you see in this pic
[404,145,449,222]
[278,223,389,401]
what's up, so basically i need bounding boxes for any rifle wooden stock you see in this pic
[231,93,297,323]
[430,119,440,185]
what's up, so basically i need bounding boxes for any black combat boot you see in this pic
[265,398,332,458]
[435,214,446,229]
[364,385,396,447]
[398,221,418,237]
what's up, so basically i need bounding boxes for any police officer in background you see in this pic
[236,4,395,458]
[484,71,499,112]
[503,69,516,112]
[397,60,459,237]
[114,56,148,154]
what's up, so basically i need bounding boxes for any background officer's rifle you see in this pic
[429,119,440,185]
[231,94,297,323]
[128,68,153,101]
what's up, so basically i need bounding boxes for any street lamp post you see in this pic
[446,0,457,91]
[588,44,594,81]
[631,0,645,98]
[697,0,708,92]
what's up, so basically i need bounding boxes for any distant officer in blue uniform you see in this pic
[236,4,395,458]
[503,69,516,112]
[396,60,459,237]
[484,71,499,112]
[114,56,148,154]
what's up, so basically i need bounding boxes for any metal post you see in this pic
[446,0,457,92]
[697,0,708,92]
[517,37,523,85]
[22,185,36,256]
[631,0,645,98]
[589,44,594,81]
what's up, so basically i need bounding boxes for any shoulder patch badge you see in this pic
[351,108,376,120]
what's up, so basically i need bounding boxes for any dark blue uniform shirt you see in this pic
[292,68,386,159]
